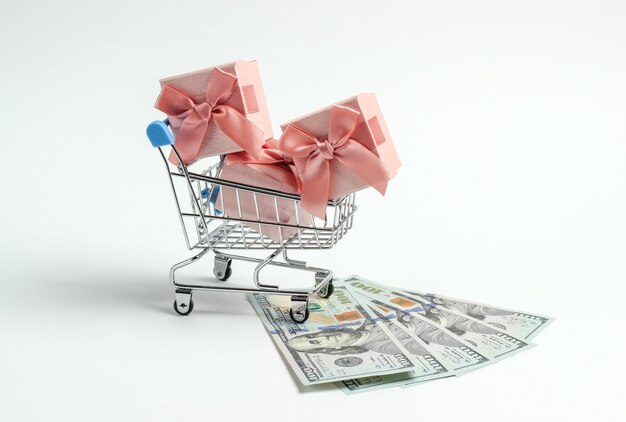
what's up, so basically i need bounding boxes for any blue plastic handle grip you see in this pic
[146,120,174,148]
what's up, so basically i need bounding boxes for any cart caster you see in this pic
[316,281,334,299]
[289,295,310,323]
[174,289,194,316]
[213,256,232,281]
[315,271,334,299]
[174,299,194,315]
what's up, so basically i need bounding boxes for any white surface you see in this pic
[1,0,625,420]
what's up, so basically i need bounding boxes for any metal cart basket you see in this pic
[147,120,357,323]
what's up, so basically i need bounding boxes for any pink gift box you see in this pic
[280,93,400,199]
[217,142,312,242]
[156,60,273,165]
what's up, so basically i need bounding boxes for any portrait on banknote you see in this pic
[286,321,403,356]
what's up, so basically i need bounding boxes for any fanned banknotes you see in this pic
[338,277,536,361]
[400,289,553,341]
[247,275,553,393]
[338,305,454,393]
[247,286,419,385]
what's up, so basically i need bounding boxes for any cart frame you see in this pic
[147,120,358,322]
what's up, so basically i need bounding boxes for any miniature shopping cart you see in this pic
[146,120,357,323]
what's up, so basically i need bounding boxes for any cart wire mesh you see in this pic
[161,151,358,251]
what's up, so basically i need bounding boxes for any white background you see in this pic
[1,0,625,420]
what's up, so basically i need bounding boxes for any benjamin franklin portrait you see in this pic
[285,321,402,355]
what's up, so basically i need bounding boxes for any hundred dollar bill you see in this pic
[351,292,492,374]
[247,286,417,386]
[401,289,553,341]
[340,276,535,360]
[337,304,453,393]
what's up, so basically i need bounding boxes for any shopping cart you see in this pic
[146,120,358,323]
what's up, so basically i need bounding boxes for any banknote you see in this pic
[247,286,418,385]
[352,292,493,374]
[337,304,453,393]
[340,276,535,360]
[248,275,551,391]
[401,289,553,341]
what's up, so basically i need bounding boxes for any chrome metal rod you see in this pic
[252,248,283,290]
[179,212,341,231]
[282,249,307,266]
[169,248,333,295]
[172,171,348,206]
[169,248,211,288]
[159,147,192,249]
[171,146,211,249]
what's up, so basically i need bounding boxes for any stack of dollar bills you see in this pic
[247,275,553,393]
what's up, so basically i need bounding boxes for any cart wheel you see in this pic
[289,294,310,323]
[289,306,310,324]
[173,299,194,316]
[215,266,232,281]
[316,281,334,299]
[214,257,232,281]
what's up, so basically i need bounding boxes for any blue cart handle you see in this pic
[146,119,174,148]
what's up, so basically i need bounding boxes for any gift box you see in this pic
[278,93,400,218]
[155,60,273,165]
[216,140,312,242]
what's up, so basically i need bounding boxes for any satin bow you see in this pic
[226,139,302,192]
[155,67,263,164]
[279,105,389,219]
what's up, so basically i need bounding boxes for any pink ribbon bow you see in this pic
[226,139,302,192]
[279,105,389,219]
[155,67,263,164]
